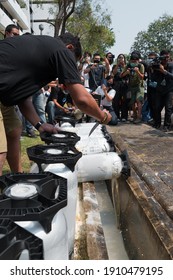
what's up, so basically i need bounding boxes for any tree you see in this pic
[33,0,115,54]
[131,14,173,58]
[66,0,115,55]
[48,0,76,36]
[34,0,76,35]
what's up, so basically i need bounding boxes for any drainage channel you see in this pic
[94,181,128,260]
[74,180,128,260]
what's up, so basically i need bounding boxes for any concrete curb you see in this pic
[108,129,173,220]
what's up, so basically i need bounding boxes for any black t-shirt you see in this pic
[0,35,81,106]
[47,86,72,106]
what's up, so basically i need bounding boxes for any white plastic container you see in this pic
[56,122,104,137]
[45,165,77,256]
[16,211,68,260]
[0,172,68,260]
[76,152,123,182]
[28,145,82,256]
[76,137,112,154]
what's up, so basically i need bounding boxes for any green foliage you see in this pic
[65,0,115,56]
[33,0,115,54]
[131,14,173,58]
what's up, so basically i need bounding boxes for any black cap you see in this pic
[106,75,113,81]
[130,53,139,60]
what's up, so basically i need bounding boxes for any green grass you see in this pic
[3,132,43,174]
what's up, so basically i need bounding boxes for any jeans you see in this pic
[46,101,65,124]
[32,91,46,123]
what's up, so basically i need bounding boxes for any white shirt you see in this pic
[81,62,89,88]
[95,86,116,107]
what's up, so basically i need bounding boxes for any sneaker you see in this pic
[147,118,154,125]
[121,118,127,122]
[162,126,170,132]
[154,124,161,129]
[133,118,142,124]
[27,129,37,138]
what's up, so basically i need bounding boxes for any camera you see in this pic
[147,55,168,69]
[127,62,139,75]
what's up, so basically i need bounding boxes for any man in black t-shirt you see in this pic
[0,33,111,130]
[0,33,112,173]
[46,83,72,124]
[0,33,111,173]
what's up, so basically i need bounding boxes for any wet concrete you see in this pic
[107,123,173,259]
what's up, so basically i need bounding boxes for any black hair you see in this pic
[83,51,92,57]
[106,75,114,81]
[130,52,140,60]
[23,32,32,35]
[93,52,100,57]
[148,51,157,57]
[59,32,82,60]
[5,24,19,33]
[106,52,113,57]
[160,49,170,56]
[131,50,141,59]
[117,53,126,64]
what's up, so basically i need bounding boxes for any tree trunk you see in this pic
[54,0,76,37]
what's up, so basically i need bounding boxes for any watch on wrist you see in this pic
[34,121,44,130]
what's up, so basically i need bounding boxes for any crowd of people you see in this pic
[0,24,173,176]
[78,49,173,130]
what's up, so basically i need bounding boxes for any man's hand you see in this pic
[38,123,60,134]
[159,64,167,74]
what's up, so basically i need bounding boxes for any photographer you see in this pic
[143,52,158,127]
[120,52,145,124]
[94,75,118,125]
[78,51,92,88]
[84,53,109,92]
[105,52,115,75]
[149,50,173,131]
[112,54,129,122]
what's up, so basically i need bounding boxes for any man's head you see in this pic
[148,51,157,59]
[4,24,20,38]
[159,50,170,65]
[93,53,101,64]
[59,32,82,61]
